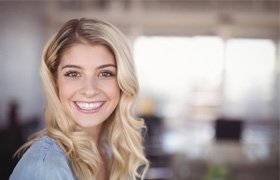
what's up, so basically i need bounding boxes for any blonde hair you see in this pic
[19,18,149,180]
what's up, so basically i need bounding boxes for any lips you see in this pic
[74,101,104,112]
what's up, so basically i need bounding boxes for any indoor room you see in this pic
[0,1,279,180]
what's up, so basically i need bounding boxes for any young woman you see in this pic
[10,18,149,180]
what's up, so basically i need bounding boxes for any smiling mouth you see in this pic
[74,101,104,111]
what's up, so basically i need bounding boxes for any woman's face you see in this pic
[57,43,120,133]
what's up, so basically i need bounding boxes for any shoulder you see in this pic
[10,136,76,180]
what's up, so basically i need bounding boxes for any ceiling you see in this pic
[45,0,279,39]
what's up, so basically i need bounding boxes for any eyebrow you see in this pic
[97,64,117,69]
[61,64,82,70]
[61,64,116,70]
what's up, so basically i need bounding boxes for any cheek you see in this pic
[111,89,121,103]
[57,79,77,102]
[103,81,121,101]
[112,82,121,100]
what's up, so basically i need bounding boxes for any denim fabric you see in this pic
[9,136,76,180]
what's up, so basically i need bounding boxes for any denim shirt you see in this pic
[9,136,77,180]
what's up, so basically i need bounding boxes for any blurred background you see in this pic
[0,0,279,180]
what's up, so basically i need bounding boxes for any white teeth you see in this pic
[76,102,103,110]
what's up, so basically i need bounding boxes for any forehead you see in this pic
[59,43,116,66]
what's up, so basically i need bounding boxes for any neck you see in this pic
[84,123,103,145]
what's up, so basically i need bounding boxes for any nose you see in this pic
[82,77,99,98]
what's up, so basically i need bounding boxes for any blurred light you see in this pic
[243,143,270,161]
[241,123,277,161]
[162,122,215,158]
[134,36,224,118]
[225,39,275,103]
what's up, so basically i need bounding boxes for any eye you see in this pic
[64,71,80,78]
[99,71,114,78]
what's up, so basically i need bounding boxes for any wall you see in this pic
[0,2,47,128]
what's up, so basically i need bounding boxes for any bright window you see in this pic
[134,37,276,121]
[134,36,224,119]
[224,39,275,119]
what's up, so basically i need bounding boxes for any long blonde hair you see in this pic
[19,18,149,180]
